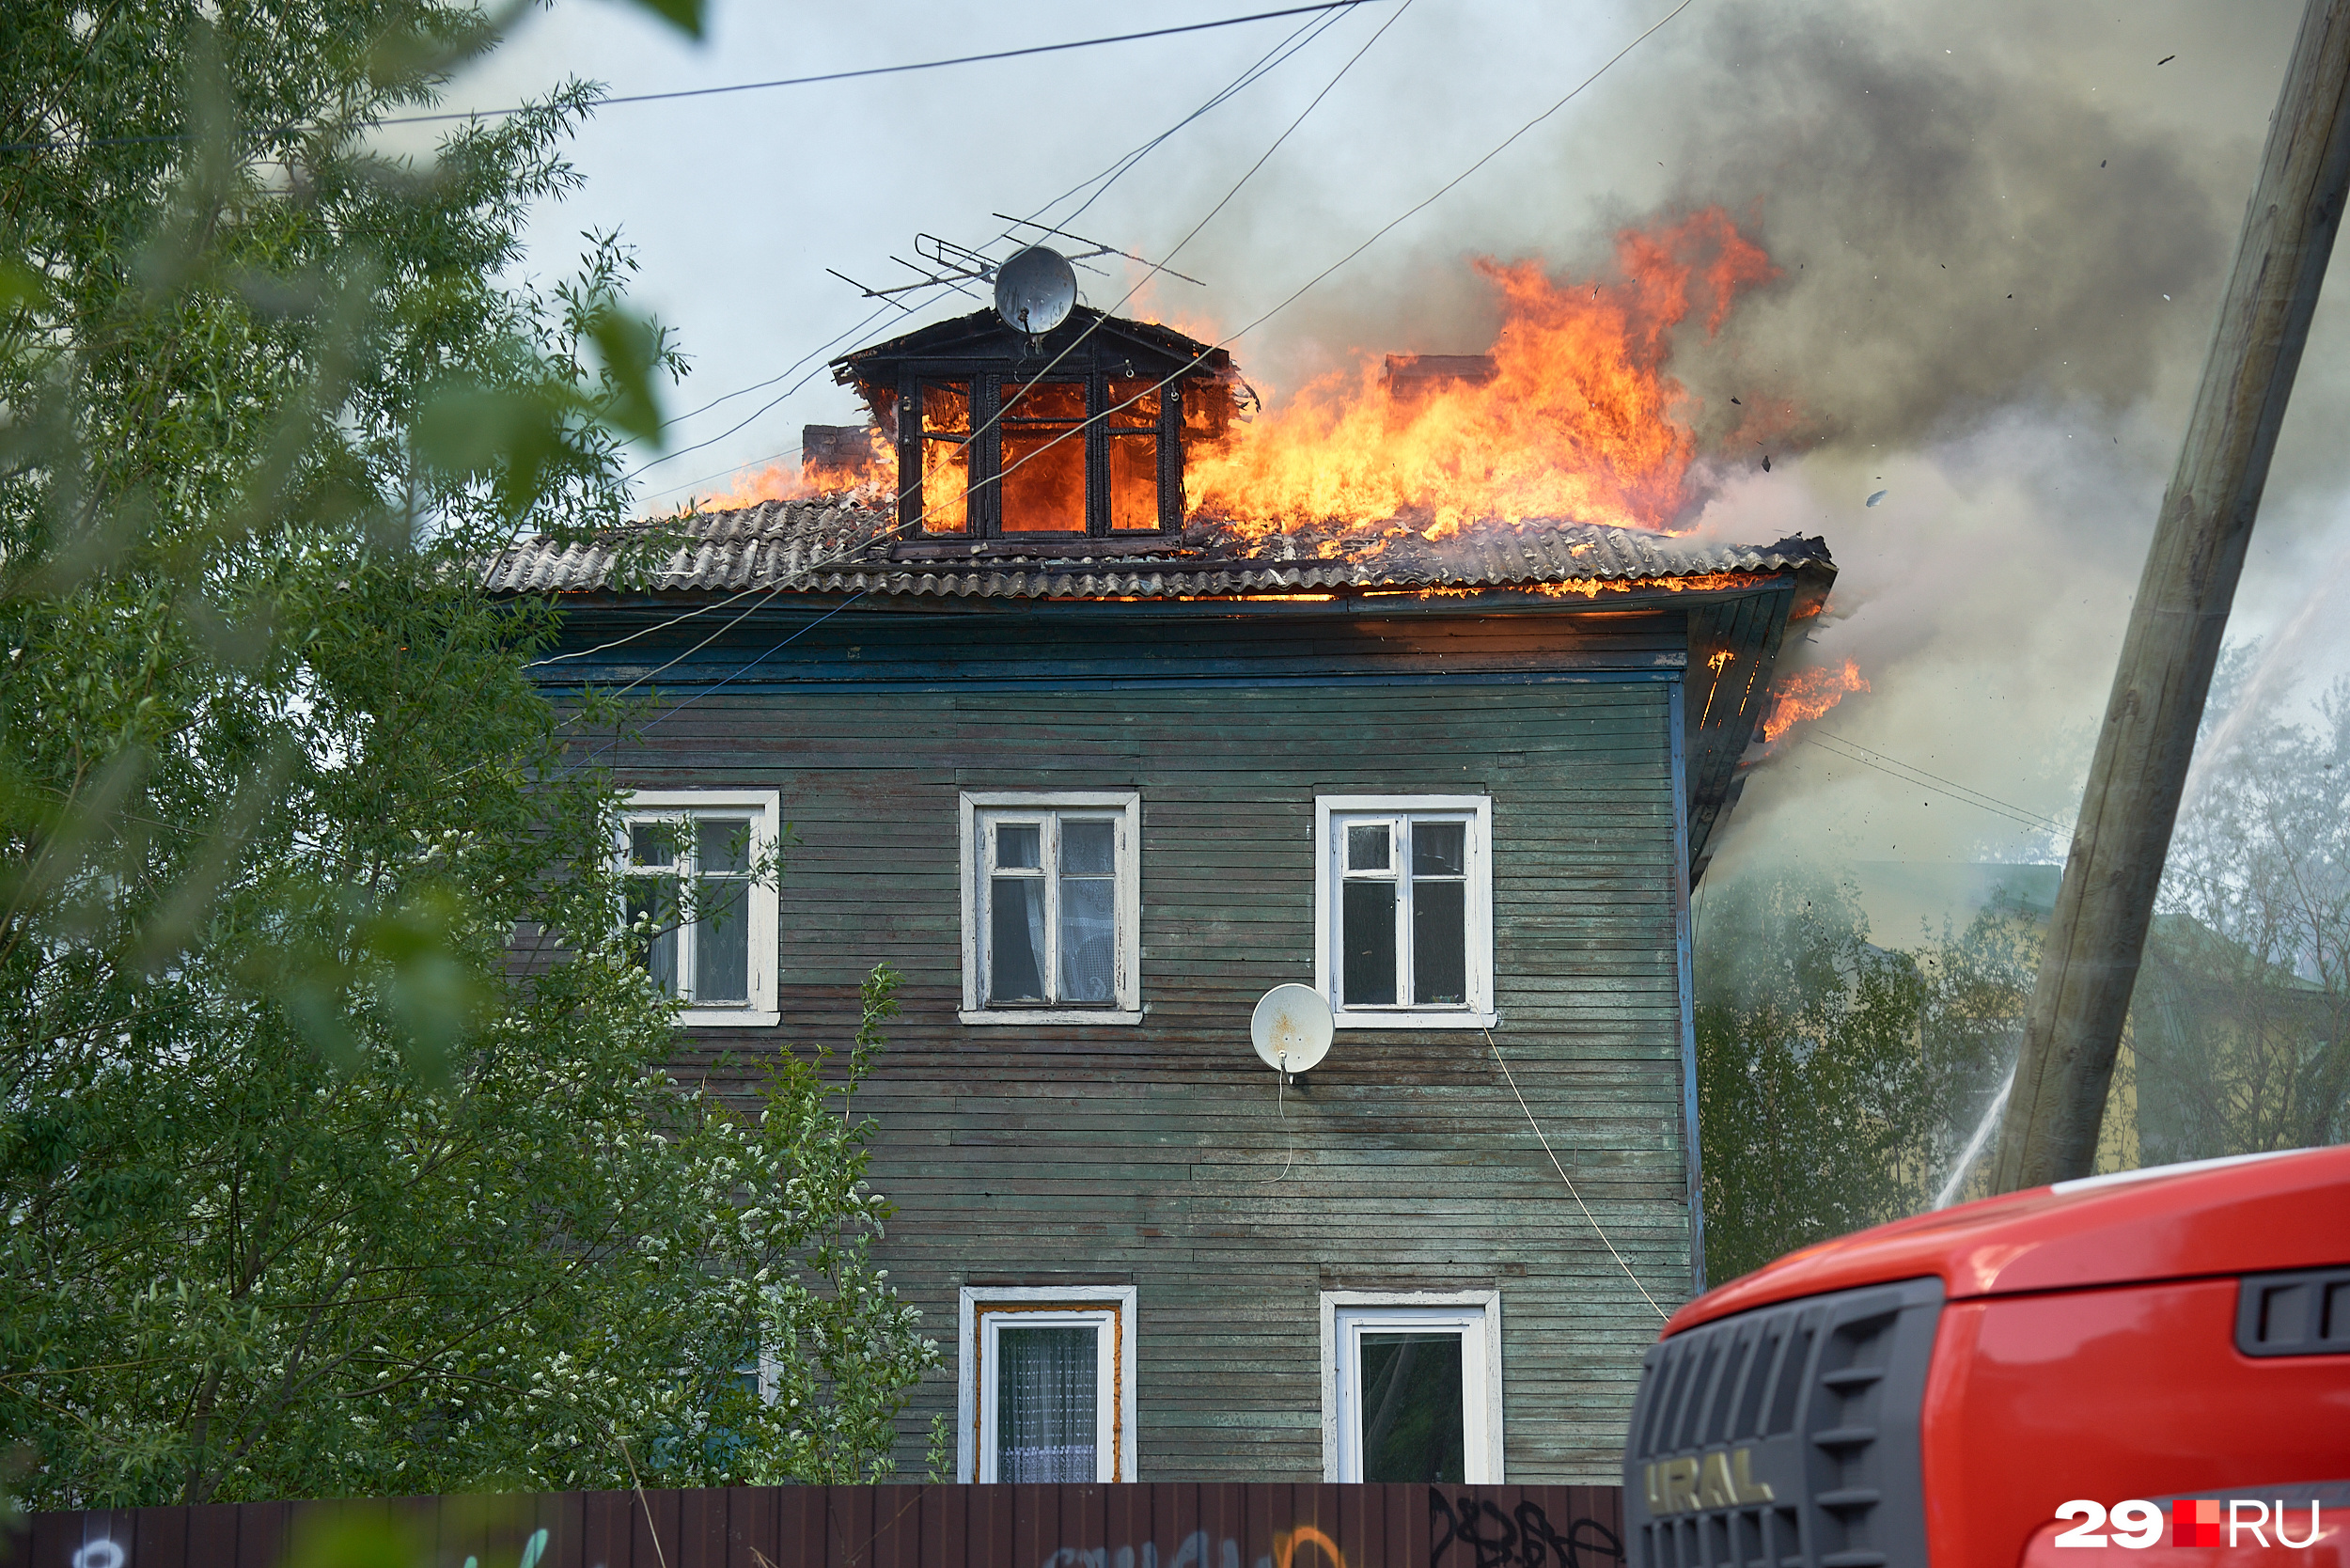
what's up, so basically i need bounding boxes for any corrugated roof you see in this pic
[482,499,1832,603]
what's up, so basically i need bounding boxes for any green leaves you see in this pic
[2,0,926,1515]
[1696,871,2025,1279]
[411,301,668,513]
[585,305,668,445]
[606,0,710,39]
[257,882,493,1086]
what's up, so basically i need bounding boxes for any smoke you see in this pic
[1136,0,2350,892]
[1627,1,2350,889]
[1653,7,2230,457]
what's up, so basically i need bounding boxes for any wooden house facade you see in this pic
[487,306,1833,1491]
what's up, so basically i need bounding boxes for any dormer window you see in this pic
[833,307,1233,541]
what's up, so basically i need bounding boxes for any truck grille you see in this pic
[1622,1277,1942,1568]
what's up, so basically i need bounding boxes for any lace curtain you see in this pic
[995,1325,1098,1482]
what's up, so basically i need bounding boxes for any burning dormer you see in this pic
[830,293,1238,541]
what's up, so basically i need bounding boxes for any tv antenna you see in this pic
[825,221,1204,312]
[994,214,1206,289]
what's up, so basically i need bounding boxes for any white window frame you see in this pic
[1320,1290,1504,1483]
[619,790,781,1028]
[957,1285,1138,1482]
[1314,795,1496,1028]
[959,791,1143,1025]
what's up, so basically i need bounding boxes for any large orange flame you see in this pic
[1185,208,1777,538]
[1762,660,1869,743]
[691,208,1777,540]
[691,428,896,512]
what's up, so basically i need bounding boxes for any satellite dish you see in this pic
[995,244,1077,335]
[1251,983,1334,1076]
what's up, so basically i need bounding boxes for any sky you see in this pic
[421,0,2350,924]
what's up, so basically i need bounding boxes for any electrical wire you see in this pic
[638,304,899,450]
[1209,0,1695,352]
[1485,1029,1670,1322]
[624,310,893,479]
[1798,729,2064,833]
[383,3,1387,124]
[573,591,871,766]
[571,0,1694,731]
[546,8,1364,670]
[0,2,1386,153]
[558,0,1410,699]
[630,3,1350,504]
[1275,1070,1294,1182]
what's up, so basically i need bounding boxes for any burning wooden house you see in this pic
[490,277,1833,1486]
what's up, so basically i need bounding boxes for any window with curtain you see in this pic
[962,793,1141,1021]
[993,1325,1099,1482]
[965,1294,1130,1483]
[618,792,781,1026]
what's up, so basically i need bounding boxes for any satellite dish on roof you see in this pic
[995,244,1078,335]
[1252,983,1334,1076]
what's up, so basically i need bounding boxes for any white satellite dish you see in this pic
[995,244,1078,335]
[1251,983,1334,1076]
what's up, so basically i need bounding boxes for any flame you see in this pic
[1184,208,1777,538]
[694,428,897,512]
[1404,570,1774,602]
[1762,660,1869,742]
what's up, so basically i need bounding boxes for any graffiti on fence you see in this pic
[462,1528,549,1568]
[1038,1524,1345,1568]
[1428,1491,1622,1568]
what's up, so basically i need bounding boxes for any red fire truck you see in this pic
[1622,1144,2350,1565]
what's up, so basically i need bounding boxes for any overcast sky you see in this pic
[436,0,2350,900]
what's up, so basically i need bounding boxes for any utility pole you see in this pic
[1992,0,2350,1192]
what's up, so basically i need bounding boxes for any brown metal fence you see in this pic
[5,1485,1624,1568]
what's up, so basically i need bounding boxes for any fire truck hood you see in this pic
[1668,1144,2350,1336]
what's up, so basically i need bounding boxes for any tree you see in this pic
[1694,871,2032,1281]
[1,0,933,1508]
[2137,658,2350,1161]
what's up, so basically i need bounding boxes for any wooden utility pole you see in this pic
[1992,0,2350,1192]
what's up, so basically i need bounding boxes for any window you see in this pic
[1322,1293,1503,1482]
[619,791,780,1027]
[957,1286,1136,1482]
[1314,796,1495,1027]
[998,378,1088,533]
[901,370,1187,537]
[959,792,1142,1024]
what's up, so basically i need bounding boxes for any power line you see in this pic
[639,304,898,446]
[634,2,1352,505]
[0,3,1384,153]
[1810,727,2062,827]
[1209,0,1696,352]
[570,0,1410,704]
[576,0,1693,725]
[385,2,1386,124]
[624,306,895,480]
[1797,730,2064,834]
[549,7,1370,668]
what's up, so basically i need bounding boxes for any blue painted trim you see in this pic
[552,667,1682,697]
[1670,678,1707,1298]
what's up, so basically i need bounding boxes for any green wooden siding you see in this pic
[632,669,1691,1485]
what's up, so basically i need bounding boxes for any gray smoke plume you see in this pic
[1655,5,2229,463]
